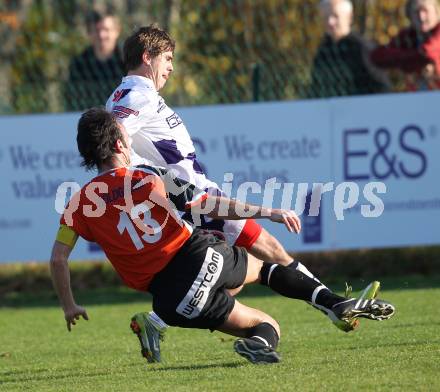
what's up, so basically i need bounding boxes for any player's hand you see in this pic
[64,304,89,332]
[269,209,301,234]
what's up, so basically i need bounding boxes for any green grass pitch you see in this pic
[1,277,439,392]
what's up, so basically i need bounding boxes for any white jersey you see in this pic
[106,75,247,244]
[106,75,216,190]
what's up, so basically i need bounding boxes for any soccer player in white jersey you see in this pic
[106,25,381,362]
[106,25,295,264]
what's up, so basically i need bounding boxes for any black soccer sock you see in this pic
[286,260,299,269]
[260,263,344,308]
[287,260,321,284]
[245,322,279,349]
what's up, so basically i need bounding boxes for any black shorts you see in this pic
[148,229,248,330]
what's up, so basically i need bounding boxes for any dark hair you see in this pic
[86,9,119,32]
[123,24,175,71]
[77,107,124,170]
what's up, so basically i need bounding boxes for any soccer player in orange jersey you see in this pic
[106,25,389,357]
[50,108,395,364]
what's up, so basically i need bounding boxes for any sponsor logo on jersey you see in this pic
[166,112,183,128]
[112,105,139,119]
[176,247,224,319]
[157,98,167,113]
[112,89,131,102]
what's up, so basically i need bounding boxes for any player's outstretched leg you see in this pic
[256,259,395,332]
[130,311,167,363]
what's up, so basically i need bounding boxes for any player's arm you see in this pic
[50,225,89,331]
[156,167,301,234]
[194,196,301,234]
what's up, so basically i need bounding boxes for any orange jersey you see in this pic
[60,165,207,291]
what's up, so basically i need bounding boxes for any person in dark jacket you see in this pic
[65,10,124,111]
[371,0,440,91]
[309,0,389,98]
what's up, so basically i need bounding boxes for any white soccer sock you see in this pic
[148,311,169,329]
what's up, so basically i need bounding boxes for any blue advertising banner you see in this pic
[0,92,439,262]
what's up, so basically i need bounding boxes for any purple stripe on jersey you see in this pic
[186,152,205,175]
[153,139,185,164]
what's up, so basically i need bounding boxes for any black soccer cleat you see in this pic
[331,297,395,326]
[234,338,281,364]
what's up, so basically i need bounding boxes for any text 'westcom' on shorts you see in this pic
[148,229,248,330]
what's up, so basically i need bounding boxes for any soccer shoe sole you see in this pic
[343,299,395,322]
[234,338,281,364]
[331,281,382,332]
[130,316,157,363]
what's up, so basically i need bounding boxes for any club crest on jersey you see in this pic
[112,89,131,102]
[166,112,183,128]
[112,105,139,119]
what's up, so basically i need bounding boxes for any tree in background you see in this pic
[6,0,411,114]
[173,0,322,104]
[10,0,86,113]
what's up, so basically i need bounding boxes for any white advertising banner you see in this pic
[0,92,439,262]
[0,113,96,262]
[330,93,440,249]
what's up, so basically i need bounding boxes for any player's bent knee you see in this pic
[243,254,264,284]
[227,285,244,296]
[250,229,292,265]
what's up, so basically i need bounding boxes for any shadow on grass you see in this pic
[1,275,440,309]
[0,361,244,385]
[147,361,244,372]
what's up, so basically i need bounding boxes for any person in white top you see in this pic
[106,25,328,361]
[106,25,295,264]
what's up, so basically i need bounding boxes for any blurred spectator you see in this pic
[64,10,124,111]
[309,0,389,98]
[371,0,440,91]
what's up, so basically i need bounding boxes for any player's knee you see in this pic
[227,285,244,296]
[252,229,291,265]
[243,254,264,284]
